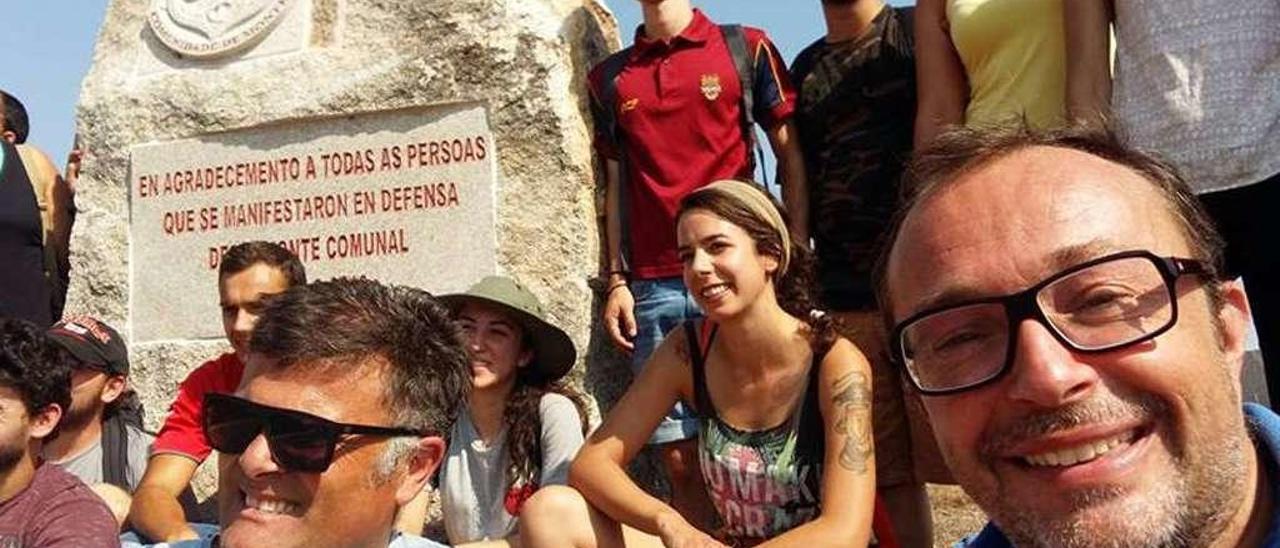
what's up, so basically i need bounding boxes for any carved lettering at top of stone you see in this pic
[148,0,294,59]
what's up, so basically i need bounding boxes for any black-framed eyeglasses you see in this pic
[203,393,429,473]
[890,250,1213,396]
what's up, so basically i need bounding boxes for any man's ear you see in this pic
[1,130,16,144]
[29,403,63,440]
[394,436,445,505]
[1215,278,1252,384]
[100,376,127,405]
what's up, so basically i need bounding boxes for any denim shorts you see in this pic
[631,276,702,445]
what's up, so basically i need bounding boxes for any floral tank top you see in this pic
[685,321,826,544]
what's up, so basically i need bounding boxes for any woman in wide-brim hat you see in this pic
[435,276,589,546]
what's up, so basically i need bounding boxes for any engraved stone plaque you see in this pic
[128,103,499,342]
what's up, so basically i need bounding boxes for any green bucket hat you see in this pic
[439,276,577,382]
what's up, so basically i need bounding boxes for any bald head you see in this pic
[875,124,1223,321]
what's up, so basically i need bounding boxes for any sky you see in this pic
[0,0,911,166]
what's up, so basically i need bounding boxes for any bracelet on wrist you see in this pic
[605,281,629,297]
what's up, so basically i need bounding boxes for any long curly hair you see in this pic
[502,352,590,488]
[677,180,838,356]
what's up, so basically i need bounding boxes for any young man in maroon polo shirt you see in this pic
[128,241,306,542]
[589,0,807,522]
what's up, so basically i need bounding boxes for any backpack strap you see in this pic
[596,47,637,271]
[101,414,130,489]
[597,47,633,157]
[719,24,768,187]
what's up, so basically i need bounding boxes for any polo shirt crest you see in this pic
[700,73,722,101]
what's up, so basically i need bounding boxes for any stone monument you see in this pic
[74,0,622,505]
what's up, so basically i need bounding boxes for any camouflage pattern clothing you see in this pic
[791,6,915,311]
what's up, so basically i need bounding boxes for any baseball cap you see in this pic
[47,316,129,375]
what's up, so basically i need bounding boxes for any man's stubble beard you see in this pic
[0,440,23,477]
[979,374,1250,548]
[59,401,101,433]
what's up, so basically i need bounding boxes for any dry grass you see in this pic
[928,484,988,547]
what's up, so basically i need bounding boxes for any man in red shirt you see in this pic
[128,241,306,542]
[589,0,807,521]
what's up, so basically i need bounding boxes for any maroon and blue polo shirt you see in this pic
[588,10,797,280]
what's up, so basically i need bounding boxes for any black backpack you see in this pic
[101,391,146,489]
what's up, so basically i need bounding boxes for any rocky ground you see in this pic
[928,484,987,547]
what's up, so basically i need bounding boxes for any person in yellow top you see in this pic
[914,0,1068,148]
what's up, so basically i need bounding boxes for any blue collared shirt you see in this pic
[121,523,448,548]
[961,403,1280,547]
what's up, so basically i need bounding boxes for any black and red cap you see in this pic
[47,316,129,375]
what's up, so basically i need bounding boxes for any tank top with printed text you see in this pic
[687,321,825,543]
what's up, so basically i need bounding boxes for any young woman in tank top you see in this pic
[520,180,879,547]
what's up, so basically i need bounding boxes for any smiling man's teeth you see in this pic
[245,494,299,516]
[702,284,729,298]
[1023,432,1133,467]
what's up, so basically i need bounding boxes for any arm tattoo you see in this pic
[832,370,873,474]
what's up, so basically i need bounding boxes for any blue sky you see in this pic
[0,3,108,164]
[0,1,910,164]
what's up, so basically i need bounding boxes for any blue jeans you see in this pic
[631,276,702,444]
[121,523,219,547]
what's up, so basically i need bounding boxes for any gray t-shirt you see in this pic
[440,392,584,544]
[46,422,153,491]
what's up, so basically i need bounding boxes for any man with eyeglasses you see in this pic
[876,123,1280,547]
[126,277,471,547]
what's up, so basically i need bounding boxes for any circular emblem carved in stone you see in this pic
[148,0,295,59]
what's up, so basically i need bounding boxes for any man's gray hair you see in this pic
[250,277,471,436]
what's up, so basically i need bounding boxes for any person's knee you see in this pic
[90,483,132,529]
[658,439,698,483]
[521,485,592,543]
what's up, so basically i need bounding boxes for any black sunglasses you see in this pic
[203,393,428,473]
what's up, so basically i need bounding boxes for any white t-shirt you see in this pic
[1113,0,1280,193]
[440,392,584,544]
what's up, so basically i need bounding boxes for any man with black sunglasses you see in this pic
[875,123,1280,547]
[166,277,469,548]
